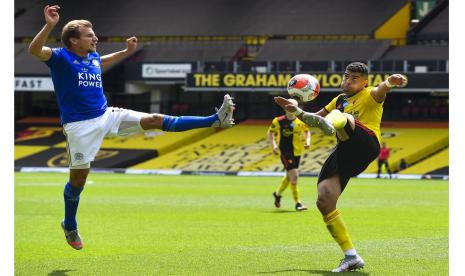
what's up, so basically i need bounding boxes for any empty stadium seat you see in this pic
[254,40,392,61]
[138,41,243,62]
[15,0,407,37]
[381,45,448,60]
[417,6,448,41]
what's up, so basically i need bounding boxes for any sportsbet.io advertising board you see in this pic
[184,73,448,92]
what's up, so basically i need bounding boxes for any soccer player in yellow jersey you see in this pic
[274,62,407,272]
[267,99,311,211]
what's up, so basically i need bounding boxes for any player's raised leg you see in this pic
[140,94,235,131]
[324,110,356,142]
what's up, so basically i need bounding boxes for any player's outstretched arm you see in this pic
[100,37,138,69]
[273,97,335,135]
[28,5,60,61]
[371,74,408,103]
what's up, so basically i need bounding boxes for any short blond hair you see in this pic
[61,20,92,48]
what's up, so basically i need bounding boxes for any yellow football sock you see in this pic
[326,110,347,130]
[323,209,354,252]
[290,183,300,203]
[276,176,289,195]
[326,110,350,141]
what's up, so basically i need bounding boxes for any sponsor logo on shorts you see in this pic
[74,153,84,160]
[47,150,119,167]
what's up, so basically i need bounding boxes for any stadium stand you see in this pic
[131,122,448,175]
[417,6,448,40]
[137,41,244,62]
[15,0,408,37]
[255,40,392,61]
[364,125,448,174]
[411,1,449,42]
[14,42,56,75]
[400,148,448,175]
[14,119,215,168]
[380,1,449,62]
[15,42,137,75]
[381,44,448,60]
[14,0,30,18]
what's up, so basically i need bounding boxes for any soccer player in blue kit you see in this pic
[28,5,235,250]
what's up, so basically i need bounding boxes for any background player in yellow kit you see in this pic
[274,62,407,272]
[268,99,311,211]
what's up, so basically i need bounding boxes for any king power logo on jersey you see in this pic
[78,72,102,88]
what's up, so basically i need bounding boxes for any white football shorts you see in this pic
[63,107,145,168]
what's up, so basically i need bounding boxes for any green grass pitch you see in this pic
[15,173,448,275]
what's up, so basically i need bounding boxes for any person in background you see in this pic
[268,99,311,211]
[377,142,392,179]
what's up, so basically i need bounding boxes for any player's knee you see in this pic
[316,195,336,214]
[316,197,328,213]
[317,186,336,205]
[288,169,298,181]
[70,172,89,188]
[316,194,327,207]
[140,114,163,130]
[70,179,86,188]
[343,113,355,130]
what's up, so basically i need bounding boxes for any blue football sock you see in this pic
[162,114,218,132]
[63,182,83,231]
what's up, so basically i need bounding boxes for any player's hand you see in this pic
[387,74,408,88]
[274,97,298,113]
[44,5,60,26]
[272,146,279,155]
[126,37,138,53]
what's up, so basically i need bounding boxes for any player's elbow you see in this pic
[27,44,41,58]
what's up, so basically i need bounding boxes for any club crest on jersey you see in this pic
[92,59,100,67]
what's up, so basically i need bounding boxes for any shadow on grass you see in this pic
[48,269,76,276]
[260,210,298,214]
[257,269,369,275]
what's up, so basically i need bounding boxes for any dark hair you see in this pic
[61,20,93,48]
[346,62,369,76]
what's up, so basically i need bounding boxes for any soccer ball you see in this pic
[287,74,320,102]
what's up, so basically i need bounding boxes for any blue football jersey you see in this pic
[45,48,107,124]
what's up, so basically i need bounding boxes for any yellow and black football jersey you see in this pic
[268,115,309,156]
[324,86,383,143]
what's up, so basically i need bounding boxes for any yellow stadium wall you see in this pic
[133,124,448,175]
[374,2,411,45]
[400,148,449,174]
